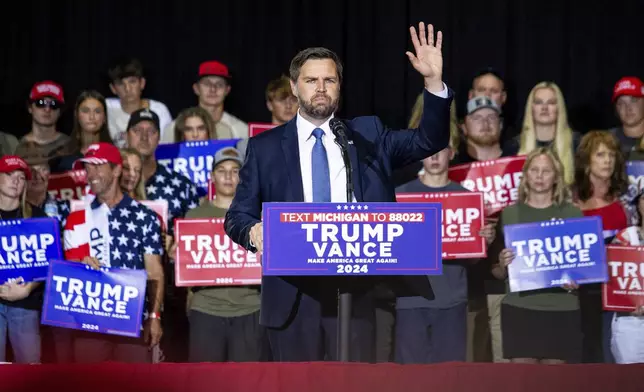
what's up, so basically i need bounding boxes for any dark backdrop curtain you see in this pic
[1,0,643,139]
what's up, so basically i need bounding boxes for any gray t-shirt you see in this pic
[395,180,469,310]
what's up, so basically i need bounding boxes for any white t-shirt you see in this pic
[106,98,173,148]
[220,111,248,139]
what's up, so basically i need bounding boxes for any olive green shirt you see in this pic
[491,202,584,311]
[186,203,261,317]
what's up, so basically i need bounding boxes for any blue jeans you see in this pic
[0,304,40,363]
[395,303,467,364]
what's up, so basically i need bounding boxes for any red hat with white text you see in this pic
[73,142,123,170]
[612,76,644,103]
[0,155,32,180]
[29,80,65,104]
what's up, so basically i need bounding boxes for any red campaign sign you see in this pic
[448,156,526,217]
[249,122,276,137]
[174,218,261,286]
[603,245,644,312]
[47,170,88,201]
[71,198,169,231]
[397,192,486,259]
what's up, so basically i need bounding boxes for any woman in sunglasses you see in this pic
[14,81,73,171]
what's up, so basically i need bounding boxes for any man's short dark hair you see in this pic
[108,58,144,83]
[289,47,343,83]
[471,67,505,86]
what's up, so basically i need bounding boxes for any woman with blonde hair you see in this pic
[0,155,48,363]
[491,147,582,364]
[517,82,579,184]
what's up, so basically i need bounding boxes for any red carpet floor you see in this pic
[2,361,643,392]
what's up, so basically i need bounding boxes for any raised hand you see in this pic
[406,22,444,92]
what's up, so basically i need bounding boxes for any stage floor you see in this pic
[3,361,643,392]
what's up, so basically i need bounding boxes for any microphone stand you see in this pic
[334,130,353,363]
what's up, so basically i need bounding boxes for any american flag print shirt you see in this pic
[145,164,199,236]
[63,194,163,269]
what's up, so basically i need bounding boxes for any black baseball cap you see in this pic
[127,108,160,131]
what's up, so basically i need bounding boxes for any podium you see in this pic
[262,202,442,361]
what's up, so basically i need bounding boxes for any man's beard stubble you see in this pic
[468,131,500,147]
[298,94,340,120]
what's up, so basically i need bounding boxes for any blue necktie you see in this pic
[311,128,331,202]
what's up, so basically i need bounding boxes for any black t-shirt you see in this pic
[0,205,47,310]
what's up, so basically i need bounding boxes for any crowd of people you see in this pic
[0,26,643,365]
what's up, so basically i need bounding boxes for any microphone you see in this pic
[329,118,354,204]
[329,118,349,147]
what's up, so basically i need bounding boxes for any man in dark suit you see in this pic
[225,22,452,361]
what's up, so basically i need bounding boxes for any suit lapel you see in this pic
[281,119,305,202]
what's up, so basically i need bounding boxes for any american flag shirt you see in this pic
[63,194,163,269]
[145,164,199,236]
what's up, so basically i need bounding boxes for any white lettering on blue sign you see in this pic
[0,234,55,264]
[300,223,404,258]
[52,275,139,315]
[511,233,598,268]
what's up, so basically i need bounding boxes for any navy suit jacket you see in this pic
[225,89,453,328]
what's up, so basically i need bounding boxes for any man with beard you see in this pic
[451,97,516,165]
[450,96,516,363]
[225,22,452,362]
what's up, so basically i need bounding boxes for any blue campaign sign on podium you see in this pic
[262,202,442,276]
[504,216,607,292]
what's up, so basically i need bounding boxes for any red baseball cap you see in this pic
[0,155,32,180]
[29,80,65,104]
[612,76,644,103]
[73,142,123,170]
[198,60,231,79]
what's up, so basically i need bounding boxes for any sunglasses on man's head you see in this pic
[32,99,61,110]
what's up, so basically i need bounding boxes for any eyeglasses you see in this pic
[33,99,61,110]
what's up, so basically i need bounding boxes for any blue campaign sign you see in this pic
[0,218,62,284]
[626,160,644,192]
[504,216,607,292]
[262,202,442,276]
[155,139,240,196]
[41,260,147,338]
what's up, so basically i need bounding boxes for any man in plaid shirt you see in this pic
[63,142,164,363]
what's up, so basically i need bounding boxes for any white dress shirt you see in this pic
[296,84,449,203]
